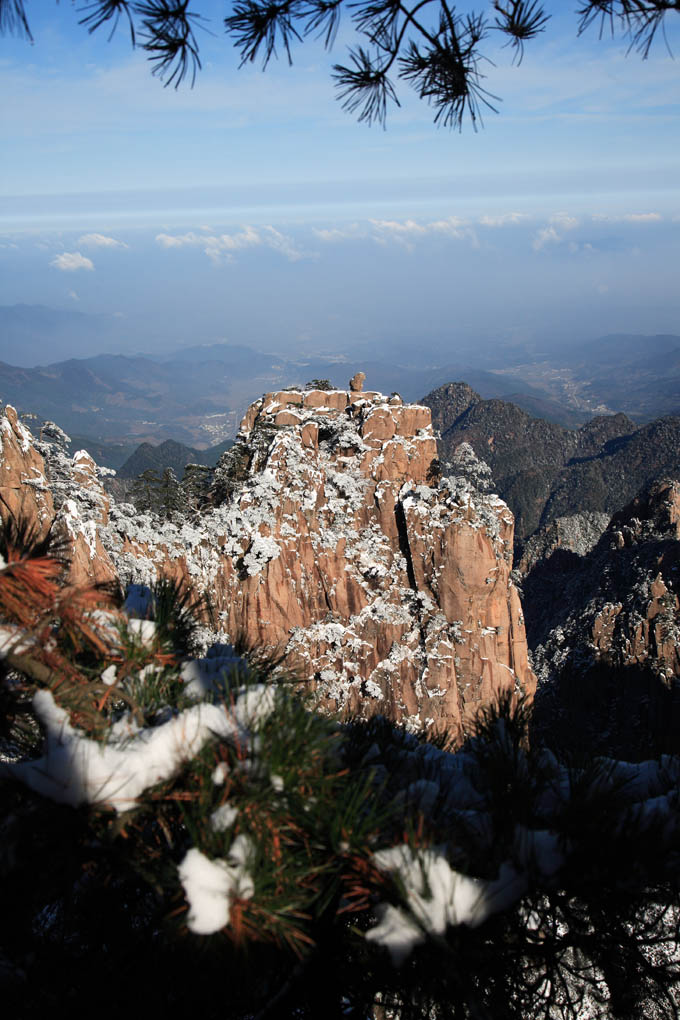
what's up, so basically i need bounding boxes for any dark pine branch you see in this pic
[0,0,678,122]
[399,10,498,129]
[303,0,344,48]
[578,0,680,58]
[225,0,304,67]
[78,1,136,45]
[135,1,204,87]
[333,45,401,124]
[493,1,550,63]
[0,0,31,38]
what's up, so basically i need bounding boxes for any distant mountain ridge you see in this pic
[423,382,680,546]
[116,438,234,479]
[3,308,680,446]
[0,347,572,448]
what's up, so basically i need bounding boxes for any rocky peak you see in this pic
[573,412,636,458]
[424,382,481,435]
[607,478,680,546]
[517,511,612,574]
[0,405,54,539]
[423,385,680,548]
[0,389,536,740]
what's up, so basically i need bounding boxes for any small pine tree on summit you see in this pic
[158,466,183,519]
[181,462,214,515]
[131,467,163,514]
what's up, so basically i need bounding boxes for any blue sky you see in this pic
[1,2,679,363]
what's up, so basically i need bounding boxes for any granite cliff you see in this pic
[0,388,535,740]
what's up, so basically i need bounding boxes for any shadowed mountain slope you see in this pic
[422,383,680,546]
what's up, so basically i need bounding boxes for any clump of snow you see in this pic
[366,844,526,965]
[101,664,117,686]
[242,534,281,576]
[178,835,255,935]
[59,499,99,559]
[449,442,493,493]
[1,682,278,813]
[127,619,157,645]
[210,803,239,832]
[362,678,384,700]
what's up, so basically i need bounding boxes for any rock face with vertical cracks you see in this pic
[0,392,535,740]
[0,406,118,587]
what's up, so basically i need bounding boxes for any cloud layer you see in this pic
[155,226,307,264]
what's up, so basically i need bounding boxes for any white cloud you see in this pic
[67,290,79,301]
[50,251,94,272]
[591,212,663,223]
[77,232,128,248]
[532,213,580,250]
[532,226,560,250]
[313,225,365,243]
[156,231,197,248]
[622,212,662,223]
[550,213,579,231]
[155,225,307,263]
[478,213,530,228]
[368,215,476,249]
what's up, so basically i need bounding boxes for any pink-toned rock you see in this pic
[303,390,347,411]
[100,387,535,741]
[0,408,117,589]
[0,390,536,742]
[348,391,381,405]
[301,423,319,449]
[394,405,431,437]
[361,407,396,444]
[274,410,303,427]
[0,406,54,539]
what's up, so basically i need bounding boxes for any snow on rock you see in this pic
[0,406,118,588]
[1,388,535,739]
[0,406,55,537]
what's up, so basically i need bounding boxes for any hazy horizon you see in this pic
[2,3,678,366]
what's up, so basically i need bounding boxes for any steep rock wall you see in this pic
[0,392,535,739]
[0,407,117,587]
[101,388,535,738]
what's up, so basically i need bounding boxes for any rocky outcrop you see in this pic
[0,406,54,538]
[517,511,611,574]
[525,479,680,756]
[425,381,481,435]
[0,406,117,587]
[423,383,680,548]
[0,391,535,739]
